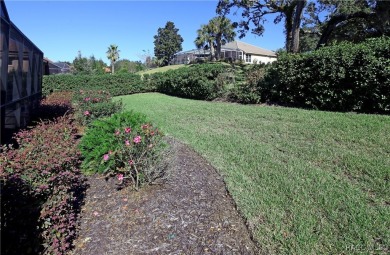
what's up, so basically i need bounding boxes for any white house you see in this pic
[171,40,277,65]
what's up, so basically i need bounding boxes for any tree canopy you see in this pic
[72,51,107,75]
[153,21,184,66]
[217,0,390,53]
[195,16,236,60]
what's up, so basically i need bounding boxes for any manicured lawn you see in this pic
[116,93,390,254]
[137,64,186,75]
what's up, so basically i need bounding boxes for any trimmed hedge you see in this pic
[261,36,390,113]
[42,64,231,101]
[42,73,147,97]
[152,63,230,100]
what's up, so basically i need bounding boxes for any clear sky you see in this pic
[5,0,285,64]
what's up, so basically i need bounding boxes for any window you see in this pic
[245,54,251,63]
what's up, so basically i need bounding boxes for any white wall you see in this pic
[245,54,277,64]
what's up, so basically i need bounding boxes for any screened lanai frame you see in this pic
[1,0,43,144]
[171,47,244,65]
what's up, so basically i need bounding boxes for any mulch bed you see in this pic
[71,139,259,255]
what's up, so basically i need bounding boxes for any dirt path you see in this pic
[71,139,259,255]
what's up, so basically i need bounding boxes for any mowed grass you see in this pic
[116,93,390,254]
[137,64,186,75]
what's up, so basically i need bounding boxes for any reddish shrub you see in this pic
[0,115,86,255]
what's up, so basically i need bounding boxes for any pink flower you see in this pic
[93,211,99,216]
[84,97,91,102]
[125,140,130,146]
[84,110,90,116]
[103,154,109,161]
[115,130,120,135]
[117,174,124,181]
[128,160,134,165]
[133,136,141,144]
[141,124,149,130]
[124,127,131,133]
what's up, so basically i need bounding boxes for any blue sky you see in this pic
[5,0,285,64]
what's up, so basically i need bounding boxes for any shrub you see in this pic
[72,89,123,126]
[42,73,146,97]
[154,63,231,100]
[260,36,390,113]
[32,91,74,122]
[102,123,166,189]
[0,116,86,255]
[228,65,266,104]
[79,111,167,189]
[79,111,148,174]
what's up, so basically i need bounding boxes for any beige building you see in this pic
[223,41,277,64]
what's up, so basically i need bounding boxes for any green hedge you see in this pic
[151,63,230,100]
[261,37,390,113]
[43,64,230,101]
[43,73,147,97]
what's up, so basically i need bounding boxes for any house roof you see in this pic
[223,41,276,57]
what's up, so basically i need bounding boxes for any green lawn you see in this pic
[137,64,186,75]
[116,93,390,254]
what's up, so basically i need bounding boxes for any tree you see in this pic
[114,59,145,74]
[153,21,184,66]
[308,0,390,48]
[106,44,120,74]
[217,0,307,53]
[195,24,216,61]
[195,16,236,60]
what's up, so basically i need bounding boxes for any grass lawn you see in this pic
[116,93,390,254]
[137,64,186,75]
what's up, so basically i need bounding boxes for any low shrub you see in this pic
[79,111,167,189]
[0,116,86,255]
[79,111,148,174]
[42,73,146,97]
[72,89,123,126]
[32,91,74,122]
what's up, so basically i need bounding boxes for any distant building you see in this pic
[171,40,277,65]
[44,58,71,75]
[1,0,44,144]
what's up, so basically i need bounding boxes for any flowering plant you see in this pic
[101,123,166,189]
[72,89,122,126]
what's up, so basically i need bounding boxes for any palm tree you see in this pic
[106,44,120,74]
[195,24,216,61]
[194,17,236,61]
[209,16,236,60]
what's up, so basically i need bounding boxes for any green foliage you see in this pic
[260,36,390,113]
[72,51,107,75]
[0,115,85,255]
[72,89,123,126]
[78,111,148,174]
[42,73,146,97]
[153,21,184,66]
[101,123,166,189]
[153,63,230,100]
[115,59,145,74]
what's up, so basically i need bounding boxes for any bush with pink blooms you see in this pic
[72,89,122,126]
[79,111,168,189]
